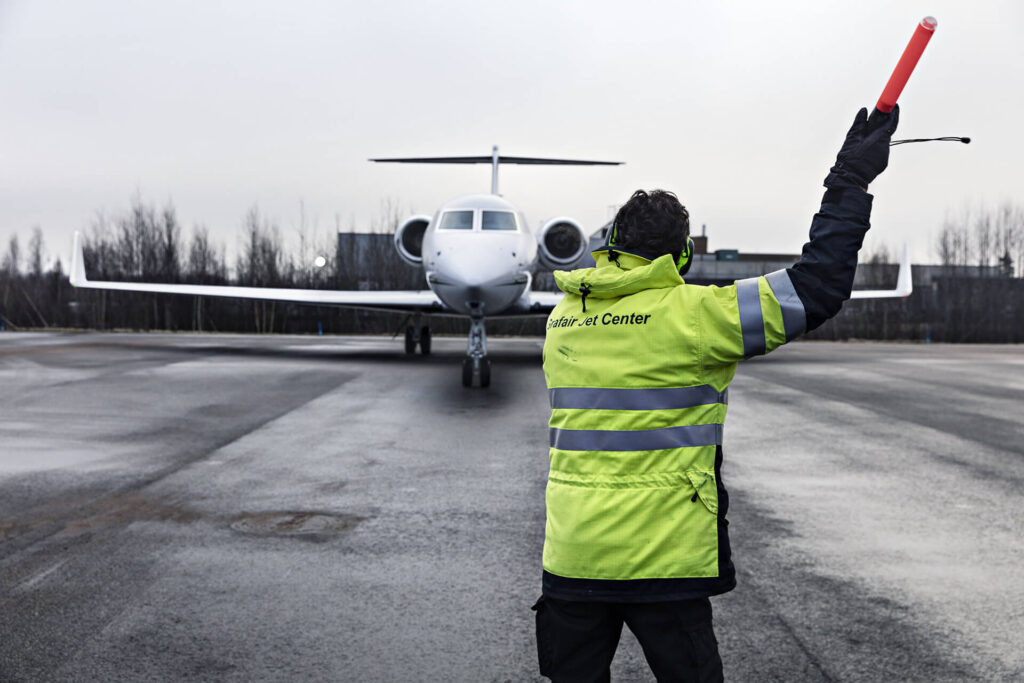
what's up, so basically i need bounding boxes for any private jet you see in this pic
[71,148,619,387]
[69,146,912,388]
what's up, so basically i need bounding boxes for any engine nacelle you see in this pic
[537,217,587,269]
[394,215,431,266]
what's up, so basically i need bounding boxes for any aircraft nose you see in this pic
[445,250,519,289]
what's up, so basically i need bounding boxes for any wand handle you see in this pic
[876,16,937,113]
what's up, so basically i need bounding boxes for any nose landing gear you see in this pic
[461,315,491,388]
[400,311,489,388]
[462,356,491,388]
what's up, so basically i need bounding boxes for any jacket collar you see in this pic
[553,249,684,299]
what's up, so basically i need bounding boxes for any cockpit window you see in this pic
[482,211,517,231]
[438,210,474,230]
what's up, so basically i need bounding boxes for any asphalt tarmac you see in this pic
[0,332,1021,682]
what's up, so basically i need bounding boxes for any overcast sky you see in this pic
[2,0,1021,267]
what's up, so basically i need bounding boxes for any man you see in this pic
[535,105,900,682]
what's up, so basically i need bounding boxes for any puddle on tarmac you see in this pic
[229,511,364,540]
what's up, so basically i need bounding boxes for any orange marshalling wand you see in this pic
[876,16,937,113]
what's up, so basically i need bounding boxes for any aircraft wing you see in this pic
[849,243,913,299]
[69,233,444,311]
[516,242,912,316]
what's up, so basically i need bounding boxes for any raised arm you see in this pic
[789,105,900,330]
[700,106,900,368]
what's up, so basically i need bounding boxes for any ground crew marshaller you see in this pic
[535,105,900,682]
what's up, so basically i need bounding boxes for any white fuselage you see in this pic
[420,194,538,317]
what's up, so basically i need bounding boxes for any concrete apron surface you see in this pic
[0,333,1021,682]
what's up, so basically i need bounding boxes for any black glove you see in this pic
[824,105,900,189]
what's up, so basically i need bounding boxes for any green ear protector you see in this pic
[606,222,694,277]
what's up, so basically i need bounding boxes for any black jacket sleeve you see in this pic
[787,185,873,332]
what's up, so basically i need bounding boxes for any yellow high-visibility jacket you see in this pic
[541,186,872,600]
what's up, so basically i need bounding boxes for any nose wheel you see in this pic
[479,357,491,387]
[461,315,491,388]
[462,356,491,388]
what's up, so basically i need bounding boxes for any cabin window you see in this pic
[438,210,474,230]
[482,211,517,231]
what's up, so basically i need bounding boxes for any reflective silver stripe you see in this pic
[765,269,806,341]
[735,277,765,358]
[549,386,728,411]
[549,423,723,451]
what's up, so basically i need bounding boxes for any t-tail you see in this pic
[369,146,622,195]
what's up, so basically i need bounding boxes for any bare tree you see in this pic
[936,219,955,269]
[239,206,287,332]
[864,240,894,265]
[0,233,20,327]
[974,209,993,274]
[15,227,49,327]
[187,225,226,283]
[28,227,44,277]
[3,234,20,276]
[158,204,182,281]
[936,206,978,270]
[186,225,226,331]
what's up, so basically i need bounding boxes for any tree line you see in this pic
[0,196,539,336]
[806,202,1024,343]
[2,197,1023,342]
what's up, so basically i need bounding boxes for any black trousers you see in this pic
[533,596,723,683]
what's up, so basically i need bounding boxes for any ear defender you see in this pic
[676,237,694,277]
[605,222,692,276]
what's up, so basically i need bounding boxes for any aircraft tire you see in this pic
[462,357,474,387]
[420,326,431,355]
[404,326,416,355]
[480,358,491,388]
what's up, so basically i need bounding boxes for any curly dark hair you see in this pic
[611,189,690,258]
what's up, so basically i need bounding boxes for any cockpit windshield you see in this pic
[439,210,474,230]
[482,211,517,231]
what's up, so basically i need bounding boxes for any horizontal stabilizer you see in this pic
[369,156,622,166]
[372,145,622,194]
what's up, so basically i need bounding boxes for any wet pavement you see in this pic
[0,333,1021,681]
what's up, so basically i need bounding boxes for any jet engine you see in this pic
[394,215,431,266]
[537,217,587,269]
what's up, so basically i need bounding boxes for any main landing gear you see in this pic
[400,311,491,388]
[461,315,490,388]
[403,314,431,356]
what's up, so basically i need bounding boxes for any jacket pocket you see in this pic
[686,470,718,515]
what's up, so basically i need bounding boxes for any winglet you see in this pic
[895,242,913,297]
[849,242,913,299]
[70,231,88,286]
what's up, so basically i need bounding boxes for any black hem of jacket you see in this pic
[542,571,736,603]
[542,446,735,603]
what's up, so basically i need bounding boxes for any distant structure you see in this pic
[583,223,1001,290]
[338,227,1002,294]
[335,232,421,291]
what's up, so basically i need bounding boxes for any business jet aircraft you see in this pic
[70,148,619,387]
[70,146,912,388]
